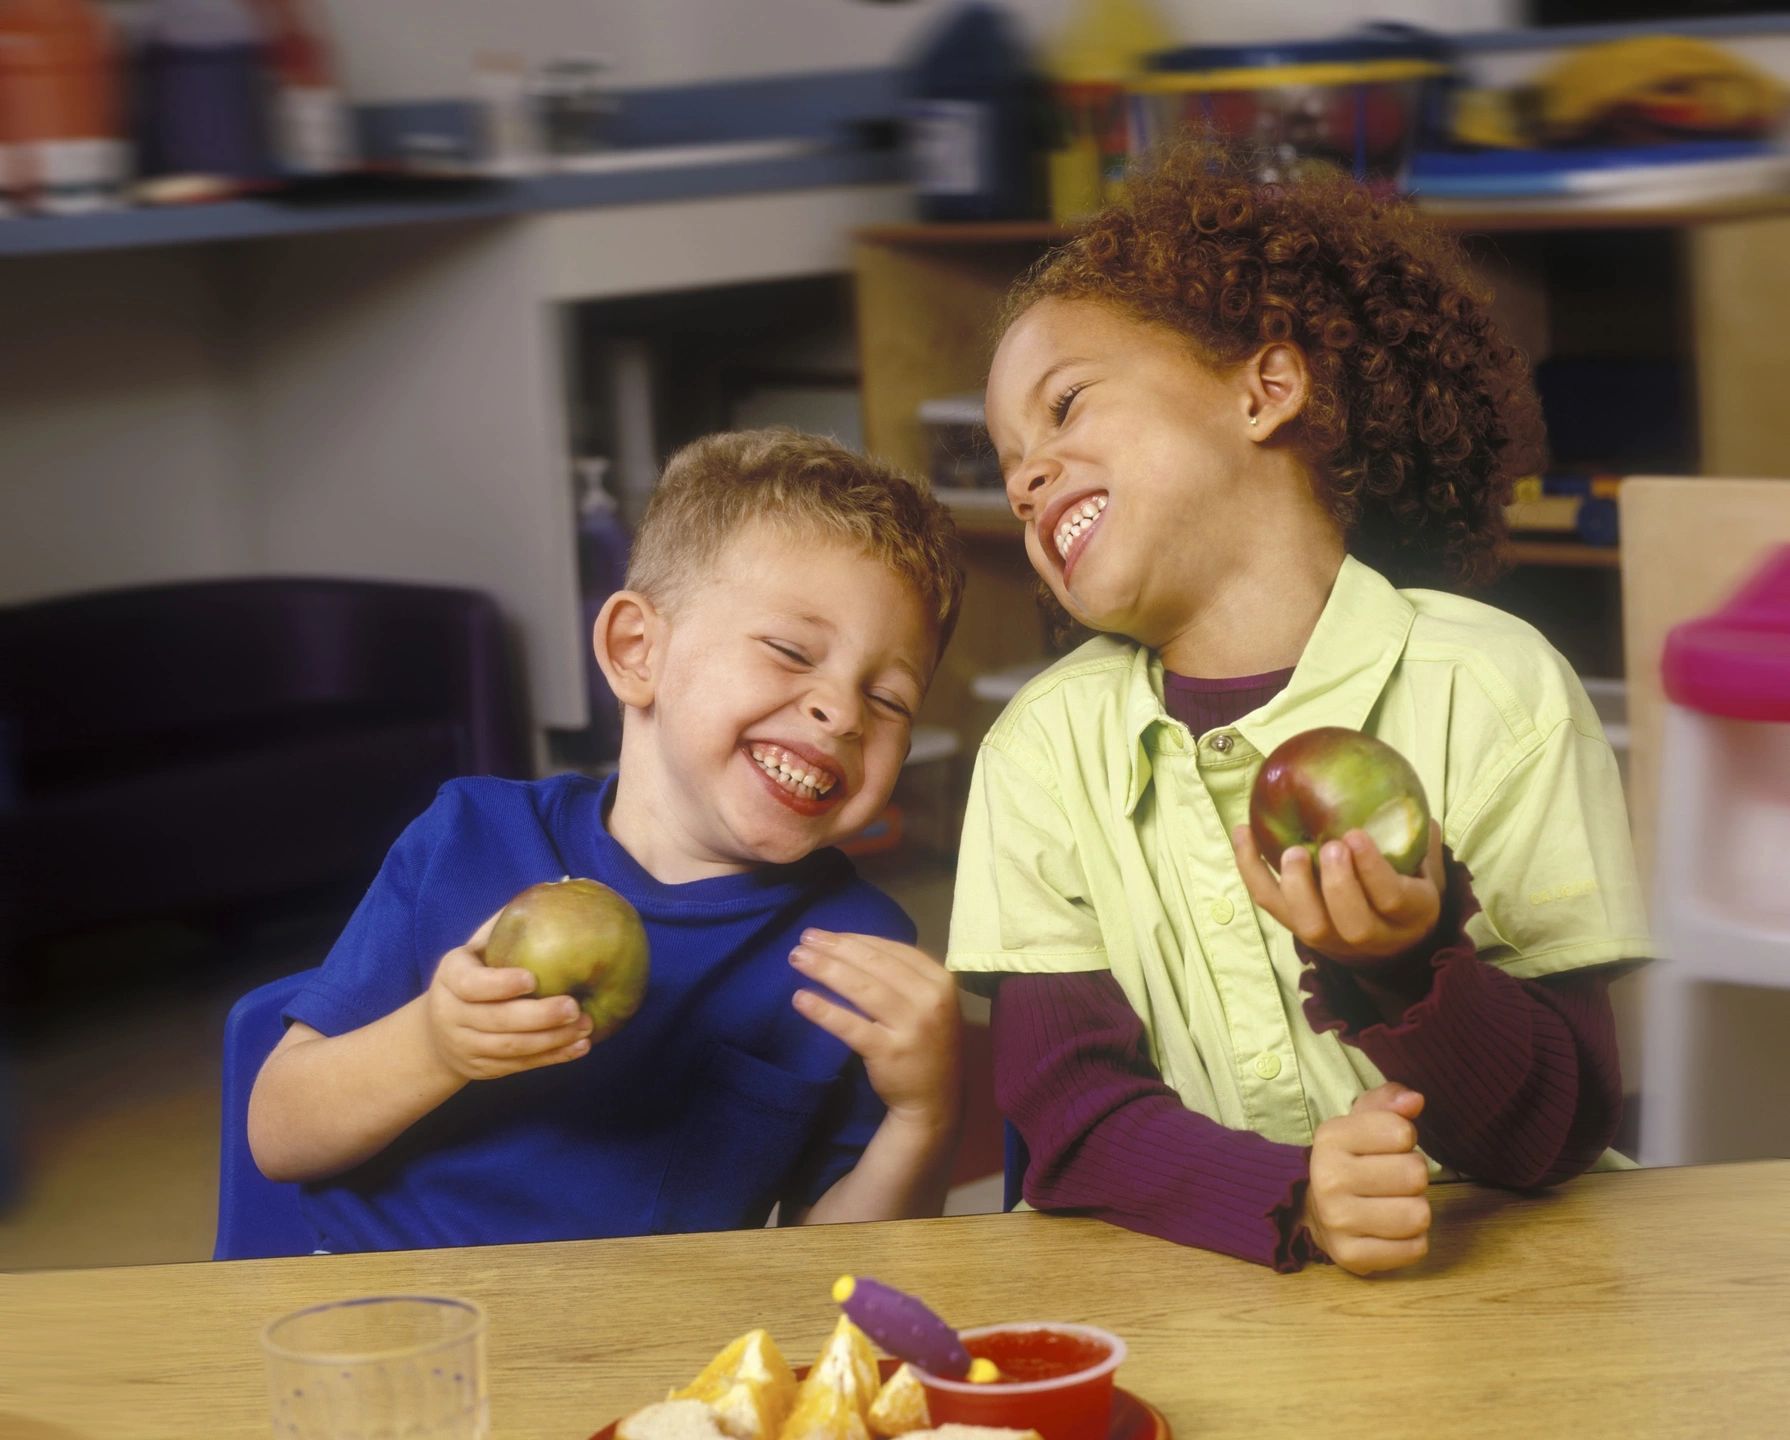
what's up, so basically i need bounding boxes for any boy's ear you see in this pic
[1242,343,1310,441]
[592,590,662,709]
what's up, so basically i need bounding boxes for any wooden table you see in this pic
[3,1161,1786,1439]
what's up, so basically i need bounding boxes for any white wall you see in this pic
[0,249,253,605]
[315,0,1522,100]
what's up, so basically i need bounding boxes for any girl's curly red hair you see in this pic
[1003,143,1546,586]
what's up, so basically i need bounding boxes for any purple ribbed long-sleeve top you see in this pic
[990,667,1626,1270]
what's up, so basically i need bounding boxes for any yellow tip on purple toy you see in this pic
[968,1358,1001,1384]
[831,1274,857,1303]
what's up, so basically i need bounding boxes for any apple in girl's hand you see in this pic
[486,878,650,1040]
[1248,727,1431,877]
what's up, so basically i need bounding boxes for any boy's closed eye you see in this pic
[764,639,811,666]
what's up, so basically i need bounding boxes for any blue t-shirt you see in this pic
[284,772,911,1253]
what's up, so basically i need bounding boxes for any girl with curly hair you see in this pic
[947,145,1650,1276]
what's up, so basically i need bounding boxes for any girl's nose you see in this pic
[1006,456,1057,520]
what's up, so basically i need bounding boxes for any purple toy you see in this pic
[832,1274,999,1381]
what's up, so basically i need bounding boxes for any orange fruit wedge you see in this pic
[866,1362,930,1438]
[670,1328,796,1440]
[780,1317,880,1440]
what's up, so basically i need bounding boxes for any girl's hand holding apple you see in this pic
[1232,818,1446,964]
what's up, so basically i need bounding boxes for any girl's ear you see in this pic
[592,590,662,709]
[1242,343,1310,441]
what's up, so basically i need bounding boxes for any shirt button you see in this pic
[1254,1052,1282,1080]
[1209,897,1234,925]
[1210,733,1234,754]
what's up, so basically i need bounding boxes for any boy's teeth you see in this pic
[749,744,836,799]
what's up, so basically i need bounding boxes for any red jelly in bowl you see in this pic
[915,1323,1126,1440]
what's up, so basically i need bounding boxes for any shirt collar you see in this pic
[1120,556,1416,816]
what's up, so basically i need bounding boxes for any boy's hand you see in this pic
[423,911,595,1082]
[789,930,963,1134]
[1302,1083,1431,1276]
[1232,819,1445,964]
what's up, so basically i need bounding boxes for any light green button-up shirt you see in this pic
[948,556,1650,1158]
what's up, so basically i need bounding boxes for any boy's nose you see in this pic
[808,697,861,735]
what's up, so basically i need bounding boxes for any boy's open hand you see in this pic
[1303,1082,1431,1276]
[1232,819,1445,964]
[423,911,595,1081]
[789,930,963,1134]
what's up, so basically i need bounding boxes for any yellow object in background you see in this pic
[1042,0,1175,221]
[1539,35,1783,143]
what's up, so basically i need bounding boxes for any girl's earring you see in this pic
[1249,414,1259,427]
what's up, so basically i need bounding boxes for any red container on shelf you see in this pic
[915,1322,1126,1440]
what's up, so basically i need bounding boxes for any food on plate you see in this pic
[668,1328,796,1440]
[866,1363,929,1438]
[613,1305,1126,1440]
[1247,726,1431,877]
[906,1429,1043,1440]
[485,876,650,1040]
[617,1398,735,1440]
[781,1316,883,1440]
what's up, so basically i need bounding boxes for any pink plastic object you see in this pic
[1661,545,1790,722]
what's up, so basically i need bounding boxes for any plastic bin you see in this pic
[1641,545,1790,1166]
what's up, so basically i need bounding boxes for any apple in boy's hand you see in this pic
[485,878,650,1041]
[1248,728,1431,877]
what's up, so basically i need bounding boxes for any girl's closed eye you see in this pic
[1050,382,1086,426]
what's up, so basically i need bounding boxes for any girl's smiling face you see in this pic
[985,297,1271,652]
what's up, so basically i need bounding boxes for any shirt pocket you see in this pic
[649,1039,833,1235]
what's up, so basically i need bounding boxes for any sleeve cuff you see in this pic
[1298,849,1481,1039]
[1269,1156,1327,1272]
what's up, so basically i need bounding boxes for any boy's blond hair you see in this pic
[627,429,965,652]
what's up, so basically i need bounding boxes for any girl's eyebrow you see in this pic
[1030,357,1091,407]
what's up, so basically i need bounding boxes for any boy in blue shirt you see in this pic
[248,430,967,1252]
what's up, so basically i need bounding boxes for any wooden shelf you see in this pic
[857,191,1790,248]
[1501,538,1622,568]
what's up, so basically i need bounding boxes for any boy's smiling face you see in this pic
[602,521,935,882]
[985,296,1267,651]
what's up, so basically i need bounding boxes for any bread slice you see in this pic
[866,1362,930,1438]
[616,1398,733,1440]
[669,1328,797,1440]
[903,1428,1044,1440]
[780,1316,881,1440]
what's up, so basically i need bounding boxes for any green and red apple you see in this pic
[1247,727,1431,877]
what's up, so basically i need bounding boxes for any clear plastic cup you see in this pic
[915,1322,1126,1440]
[260,1294,489,1439]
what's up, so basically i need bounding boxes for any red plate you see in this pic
[588,1358,1172,1439]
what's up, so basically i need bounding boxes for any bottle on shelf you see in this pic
[0,0,127,215]
[902,1,1038,223]
[1041,0,1173,222]
[135,0,272,201]
[246,0,354,178]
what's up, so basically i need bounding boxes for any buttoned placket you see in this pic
[1157,721,1312,1141]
